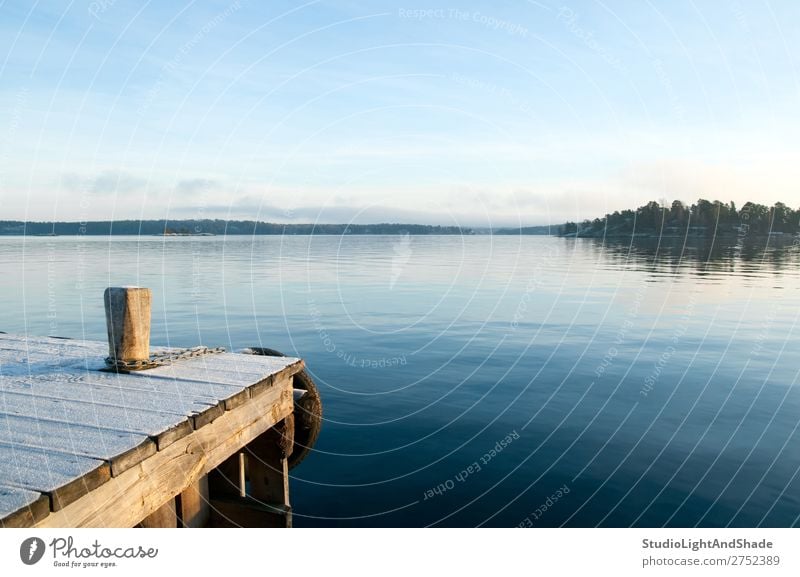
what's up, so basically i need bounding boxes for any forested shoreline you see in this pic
[4,200,799,238]
[557,200,800,238]
[0,220,469,236]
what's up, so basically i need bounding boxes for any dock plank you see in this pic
[0,374,216,416]
[0,443,110,511]
[0,485,50,527]
[0,389,197,449]
[143,357,304,402]
[0,336,109,373]
[0,334,108,355]
[0,333,300,400]
[0,361,263,412]
[0,413,155,476]
[0,409,148,455]
[0,376,212,416]
[0,335,225,365]
[176,354,304,382]
[9,369,248,410]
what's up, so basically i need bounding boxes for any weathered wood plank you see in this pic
[36,376,294,528]
[0,354,298,412]
[0,333,112,354]
[18,370,249,412]
[133,364,263,410]
[0,485,50,528]
[0,443,110,511]
[248,363,304,398]
[178,476,209,528]
[173,354,304,384]
[115,371,251,411]
[155,359,303,401]
[190,404,225,429]
[0,343,93,360]
[0,334,301,372]
[131,359,302,410]
[0,374,216,416]
[0,389,197,450]
[0,334,300,406]
[0,333,197,359]
[0,334,300,375]
[0,336,110,372]
[7,357,300,429]
[0,413,155,476]
[185,353,303,371]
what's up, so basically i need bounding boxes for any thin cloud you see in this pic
[175,178,222,196]
[61,171,147,195]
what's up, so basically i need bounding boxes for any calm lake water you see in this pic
[2,234,799,527]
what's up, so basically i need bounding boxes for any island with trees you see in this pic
[556,200,800,239]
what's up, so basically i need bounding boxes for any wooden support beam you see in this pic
[242,416,293,527]
[206,418,295,528]
[239,453,247,498]
[137,498,177,528]
[247,427,291,508]
[208,453,243,500]
[177,476,209,528]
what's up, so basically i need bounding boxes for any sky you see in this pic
[0,0,798,227]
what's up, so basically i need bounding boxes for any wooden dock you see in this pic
[0,332,304,528]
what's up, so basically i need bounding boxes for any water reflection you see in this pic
[581,235,800,282]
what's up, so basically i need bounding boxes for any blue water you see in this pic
[2,234,799,527]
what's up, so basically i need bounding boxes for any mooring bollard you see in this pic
[104,286,152,365]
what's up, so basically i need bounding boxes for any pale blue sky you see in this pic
[0,0,798,226]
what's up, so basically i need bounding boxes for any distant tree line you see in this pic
[6,203,796,238]
[557,200,800,238]
[0,219,469,236]
[493,225,554,235]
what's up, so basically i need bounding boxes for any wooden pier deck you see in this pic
[0,332,303,528]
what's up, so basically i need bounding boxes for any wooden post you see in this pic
[207,418,294,528]
[137,498,177,528]
[248,447,290,509]
[208,454,244,499]
[239,453,246,498]
[104,287,151,364]
[177,476,210,528]
[246,417,293,527]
